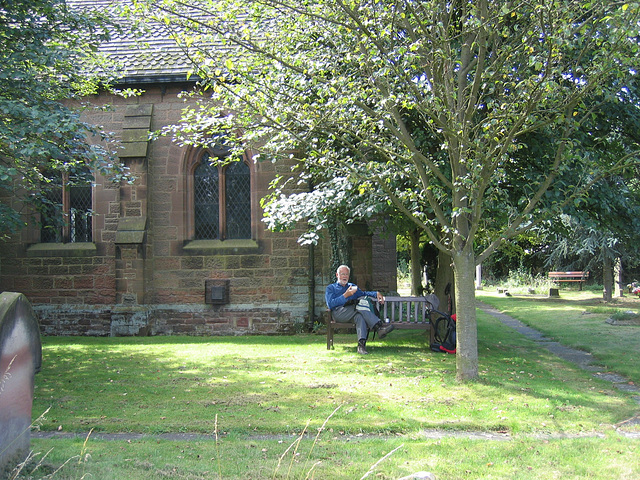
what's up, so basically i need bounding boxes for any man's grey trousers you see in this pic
[330,304,380,340]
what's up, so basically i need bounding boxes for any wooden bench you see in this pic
[324,295,439,349]
[548,271,590,290]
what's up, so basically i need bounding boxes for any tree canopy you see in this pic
[128,0,640,379]
[0,0,128,235]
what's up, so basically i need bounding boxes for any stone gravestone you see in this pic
[0,292,42,477]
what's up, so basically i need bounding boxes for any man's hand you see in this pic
[376,291,385,304]
[344,285,358,297]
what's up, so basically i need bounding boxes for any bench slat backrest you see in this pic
[377,296,433,324]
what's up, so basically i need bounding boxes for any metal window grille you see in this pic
[194,154,220,239]
[225,161,251,239]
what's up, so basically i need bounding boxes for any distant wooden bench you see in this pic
[548,271,590,290]
[324,295,440,349]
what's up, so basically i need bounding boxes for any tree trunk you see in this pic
[328,220,351,274]
[410,229,422,296]
[434,250,454,314]
[452,250,478,381]
[614,258,623,297]
[603,254,613,302]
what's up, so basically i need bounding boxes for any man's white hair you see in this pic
[336,265,350,274]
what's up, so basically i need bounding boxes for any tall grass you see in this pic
[495,267,557,294]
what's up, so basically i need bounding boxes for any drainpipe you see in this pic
[308,243,315,332]
[307,178,315,332]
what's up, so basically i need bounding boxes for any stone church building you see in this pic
[0,1,397,336]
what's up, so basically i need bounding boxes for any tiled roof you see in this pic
[67,0,201,84]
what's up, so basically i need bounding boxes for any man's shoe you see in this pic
[377,322,394,339]
[357,339,368,355]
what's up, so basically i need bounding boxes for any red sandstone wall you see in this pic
[0,84,395,336]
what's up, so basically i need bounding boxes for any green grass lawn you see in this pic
[12,289,640,479]
[476,288,640,383]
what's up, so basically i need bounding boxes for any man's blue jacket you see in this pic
[325,281,377,310]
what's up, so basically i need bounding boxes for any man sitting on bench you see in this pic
[325,265,394,355]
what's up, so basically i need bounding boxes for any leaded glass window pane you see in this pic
[225,161,251,239]
[194,154,219,239]
[40,167,93,243]
[40,173,63,243]
[70,182,92,242]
